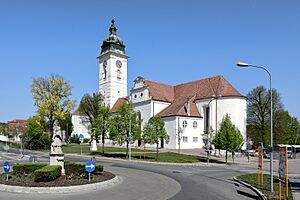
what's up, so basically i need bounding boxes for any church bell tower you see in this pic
[97,19,128,108]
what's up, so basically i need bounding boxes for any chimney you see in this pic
[186,97,191,116]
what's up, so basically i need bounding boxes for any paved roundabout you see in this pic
[0,161,181,200]
[0,149,259,200]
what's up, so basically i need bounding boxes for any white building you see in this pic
[71,110,90,140]
[72,19,247,149]
[128,76,247,149]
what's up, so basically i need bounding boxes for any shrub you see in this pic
[83,138,90,143]
[13,163,47,175]
[94,164,104,173]
[65,162,85,175]
[70,134,80,144]
[64,161,104,175]
[34,165,61,182]
[64,160,71,165]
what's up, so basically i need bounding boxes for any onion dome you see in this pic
[101,18,126,55]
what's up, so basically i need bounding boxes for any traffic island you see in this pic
[236,174,294,200]
[0,161,118,193]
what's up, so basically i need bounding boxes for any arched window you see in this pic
[102,61,107,80]
[183,120,187,128]
[117,69,121,80]
[193,121,197,128]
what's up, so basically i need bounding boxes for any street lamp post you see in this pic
[129,110,132,161]
[236,62,273,192]
[206,98,214,165]
[125,98,132,161]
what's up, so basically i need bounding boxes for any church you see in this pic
[72,19,247,150]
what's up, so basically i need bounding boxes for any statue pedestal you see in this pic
[50,126,65,176]
[50,154,65,175]
[90,139,98,151]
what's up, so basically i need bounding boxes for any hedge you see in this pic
[64,161,104,175]
[13,163,47,175]
[95,164,104,173]
[34,165,61,182]
[65,162,85,175]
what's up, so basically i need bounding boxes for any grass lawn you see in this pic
[62,144,155,154]
[63,144,226,164]
[91,151,202,163]
[237,173,293,200]
[92,151,225,164]
[140,152,202,163]
[0,141,21,149]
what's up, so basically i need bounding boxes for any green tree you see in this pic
[0,123,7,136]
[109,103,142,158]
[31,74,76,139]
[274,111,300,145]
[286,116,300,145]
[58,112,73,143]
[212,114,244,163]
[142,116,169,161]
[24,116,51,150]
[94,106,111,154]
[78,92,112,153]
[247,86,283,146]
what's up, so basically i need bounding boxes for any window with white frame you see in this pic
[183,136,188,142]
[183,120,187,128]
[193,137,198,142]
[193,121,197,128]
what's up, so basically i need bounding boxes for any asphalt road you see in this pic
[0,147,259,200]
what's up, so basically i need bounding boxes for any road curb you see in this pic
[233,177,267,200]
[0,175,122,194]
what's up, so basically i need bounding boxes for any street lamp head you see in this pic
[236,62,251,67]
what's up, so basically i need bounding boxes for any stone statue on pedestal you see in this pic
[50,124,65,175]
[90,135,98,152]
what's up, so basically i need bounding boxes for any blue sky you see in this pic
[0,0,299,122]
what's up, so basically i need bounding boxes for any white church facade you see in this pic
[72,19,247,150]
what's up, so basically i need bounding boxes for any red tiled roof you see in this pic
[174,76,242,100]
[143,75,243,117]
[7,119,27,133]
[157,95,201,118]
[144,80,174,102]
[111,97,129,113]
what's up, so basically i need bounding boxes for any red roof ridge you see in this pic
[174,75,224,87]
[144,80,173,87]
[157,95,201,118]
[8,119,27,123]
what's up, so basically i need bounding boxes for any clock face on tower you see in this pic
[116,60,122,68]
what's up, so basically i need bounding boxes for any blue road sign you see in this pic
[85,160,95,173]
[3,161,10,173]
[79,134,84,141]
